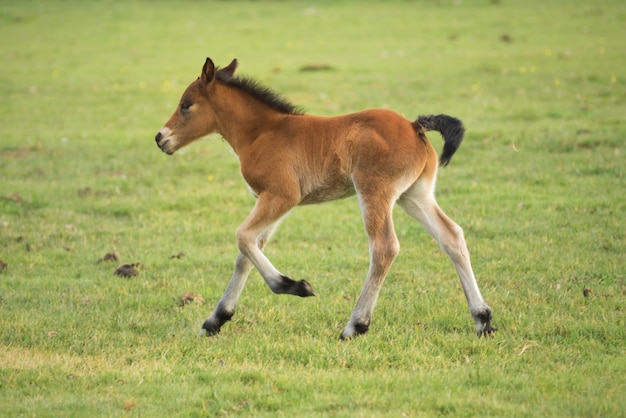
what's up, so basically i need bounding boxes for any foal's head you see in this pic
[155,58,237,155]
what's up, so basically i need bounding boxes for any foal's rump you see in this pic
[332,109,464,171]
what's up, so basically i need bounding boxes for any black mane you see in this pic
[216,71,304,115]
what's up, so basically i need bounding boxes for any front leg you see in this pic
[236,194,316,297]
[202,219,281,336]
[201,195,315,337]
[202,252,253,335]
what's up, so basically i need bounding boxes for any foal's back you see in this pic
[276,108,434,205]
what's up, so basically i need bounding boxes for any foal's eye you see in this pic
[180,100,193,112]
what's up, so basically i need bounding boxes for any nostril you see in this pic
[155,132,162,143]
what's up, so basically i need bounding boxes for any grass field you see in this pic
[1,0,625,416]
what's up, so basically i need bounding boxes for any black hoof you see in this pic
[277,275,317,297]
[476,310,496,337]
[201,319,221,336]
[201,310,233,336]
[479,322,497,337]
[296,279,317,297]
[339,322,369,340]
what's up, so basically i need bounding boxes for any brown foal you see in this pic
[155,58,495,339]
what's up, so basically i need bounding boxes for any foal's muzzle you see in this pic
[155,131,173,155]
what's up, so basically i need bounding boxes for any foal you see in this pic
[155,58,495,339]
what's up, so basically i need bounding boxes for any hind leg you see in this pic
[398,181,495,336]
[340,193,400,339]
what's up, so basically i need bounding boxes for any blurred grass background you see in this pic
[0,0,624,416]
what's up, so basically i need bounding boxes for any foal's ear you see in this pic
[201,57,215,87]
[218,59,238,79]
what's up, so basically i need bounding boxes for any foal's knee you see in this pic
[235,227,255,255]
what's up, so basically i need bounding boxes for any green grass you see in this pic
[1,0,625,416]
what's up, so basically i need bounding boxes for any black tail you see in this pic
[414,114,465,167]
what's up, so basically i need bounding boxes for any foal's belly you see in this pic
[299,183,355,205]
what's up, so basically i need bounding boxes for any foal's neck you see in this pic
[212,84,289,154]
